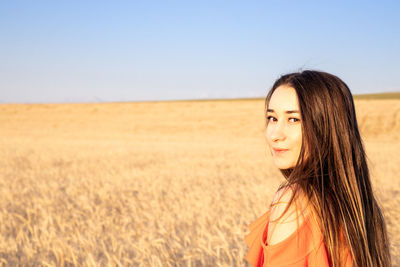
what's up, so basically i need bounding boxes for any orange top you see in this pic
[244,209,353,267]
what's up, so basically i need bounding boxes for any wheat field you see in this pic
[0,98,399,266]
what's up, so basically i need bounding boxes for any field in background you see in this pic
[353,91,400,100]
[0,97,399,266]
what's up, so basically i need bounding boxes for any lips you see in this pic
[272,148,289,155]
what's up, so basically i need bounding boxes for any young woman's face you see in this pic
[266,85,303,169]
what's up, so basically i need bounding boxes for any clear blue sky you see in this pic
[1,1,399,103]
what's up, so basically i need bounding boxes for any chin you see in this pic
[273,160,296,170]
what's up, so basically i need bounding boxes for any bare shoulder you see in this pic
[267,185,310,245]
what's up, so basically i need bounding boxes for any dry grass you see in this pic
[0,98,399,266]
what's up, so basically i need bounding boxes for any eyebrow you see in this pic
[267,109,300,114]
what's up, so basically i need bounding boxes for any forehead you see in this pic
[268,85,299,111]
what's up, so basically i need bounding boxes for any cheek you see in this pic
[291,127,303,151]
[296,132,303,149]
[265,125,273,144]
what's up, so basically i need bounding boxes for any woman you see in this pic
[244,70,391,267]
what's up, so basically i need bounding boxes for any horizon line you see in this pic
[0,91,399,105]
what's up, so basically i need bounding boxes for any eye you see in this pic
[267,115,277,122]
[288,117,300,123]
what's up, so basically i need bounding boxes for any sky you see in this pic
[1,0,399,103]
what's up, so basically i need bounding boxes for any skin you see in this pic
[266,85,303,170]
[265,85,309,245]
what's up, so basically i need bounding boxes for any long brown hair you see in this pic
[265,70,391,267]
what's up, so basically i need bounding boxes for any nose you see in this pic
[268,122,286,142]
